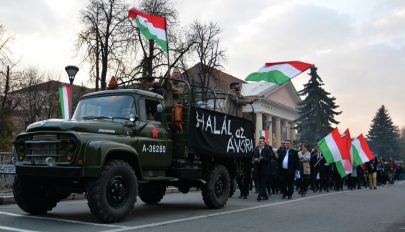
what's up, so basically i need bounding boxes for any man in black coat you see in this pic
[275,139,299,199]
[310,147,328,192]
[253,136,272,201]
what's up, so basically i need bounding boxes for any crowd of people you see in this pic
[235,137,404,201]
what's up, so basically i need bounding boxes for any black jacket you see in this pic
[277,148,299,173]
[253,146,272,176]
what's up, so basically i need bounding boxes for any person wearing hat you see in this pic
[224,81,257,117]
[107,76,119,89]
[253,136,272,201]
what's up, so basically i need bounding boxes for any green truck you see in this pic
[12,85,254,222]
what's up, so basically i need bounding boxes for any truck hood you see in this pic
[26,119,125,135]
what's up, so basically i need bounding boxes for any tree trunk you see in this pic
[1,65,10,112]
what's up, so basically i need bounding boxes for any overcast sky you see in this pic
[1,0,404,136]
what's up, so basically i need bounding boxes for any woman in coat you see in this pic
[298,143,311,196]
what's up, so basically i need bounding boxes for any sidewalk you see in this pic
[0,189,14,205]
[0,187,185,205]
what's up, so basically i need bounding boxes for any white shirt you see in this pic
[282,149,290,169]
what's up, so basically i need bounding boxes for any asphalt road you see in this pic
[0,182,404,232]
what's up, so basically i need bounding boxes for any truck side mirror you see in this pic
[129,113,139,126]
[156,104,163,113]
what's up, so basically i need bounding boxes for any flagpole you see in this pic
[165,18,170,78]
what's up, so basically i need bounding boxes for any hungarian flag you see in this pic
[341,129,353,174]
[259,129,268,143]
[59,85,71,119]
[317,128,347,178]
[128,7,168,52]
[352,134,375,166]
[245,61,313,85]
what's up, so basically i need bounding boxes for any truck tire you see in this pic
[13,175,58,215]
[87,160,137,223]
[177,183,191,194]
[202,164,230,209]
[138,183,166,204]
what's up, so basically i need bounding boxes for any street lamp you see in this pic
[65,65,79,119]
[264,119,272,145]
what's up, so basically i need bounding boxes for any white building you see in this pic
[242,81,301,147]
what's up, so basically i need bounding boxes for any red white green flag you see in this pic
[128,7,168,52]
[245,61,313,85]
[352,134,375,166]
[58,85,71,119]
[317,128,348,178]
[259,129,268,143]
[341,129,353,174]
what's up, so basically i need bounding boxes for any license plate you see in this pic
[0,164,16,174]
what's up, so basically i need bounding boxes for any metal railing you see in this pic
[0,151,14,189]
[0,152,12,164]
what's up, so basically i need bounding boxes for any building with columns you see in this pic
[241,82,301,148]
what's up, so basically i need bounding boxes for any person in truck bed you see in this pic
[224,81,257,117]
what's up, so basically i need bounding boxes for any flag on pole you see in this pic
[245,61,313,85]
[128,7,168,52]
[259,129,268,142]
[341,129,353,174]
[317,128,347,178]
[352,134,375,166]
[59,85,71,119]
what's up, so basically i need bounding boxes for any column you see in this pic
[290,122,296,141]
[266,114,273,146]
[274,117,281,148]
[255,112,263,145]
[283,120,290,140]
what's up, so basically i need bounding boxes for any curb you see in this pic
[0,187,190,205]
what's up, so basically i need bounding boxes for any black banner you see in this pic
[188,107,254,158]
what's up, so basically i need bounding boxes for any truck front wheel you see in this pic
[202,164,230,209]
[13,176,58,215]
[138,183,166,204]
[87,160,137,223]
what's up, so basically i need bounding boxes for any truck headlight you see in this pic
[66,136,77,152]
[15,139,26,161]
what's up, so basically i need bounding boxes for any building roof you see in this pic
[241,82,279,97]
[183,63,245,90]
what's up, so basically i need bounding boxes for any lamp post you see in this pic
[264,119,272,146]
[65,65,79,119]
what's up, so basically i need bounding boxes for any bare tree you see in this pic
[188,21,226,89]
[77,0,136,90]
[0,25,16,150]
[0,25,13,66]
[118,0,199,88]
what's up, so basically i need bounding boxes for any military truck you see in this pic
[12,82,254,222]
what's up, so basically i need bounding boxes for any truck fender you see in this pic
[83,140,142,179]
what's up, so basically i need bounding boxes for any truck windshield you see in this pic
[73,95,135,121]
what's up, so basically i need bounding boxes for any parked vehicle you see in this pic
[12,81,254,222]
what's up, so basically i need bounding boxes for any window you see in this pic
[139,97,163,121]
[73,95,136,120]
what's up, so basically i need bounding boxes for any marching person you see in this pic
[253,136,271,201]
[298,143,311,196]
[310,146,328,192]
[367,159,378,189]
[275,139,299,199]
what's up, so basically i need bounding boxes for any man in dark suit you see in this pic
[253,136,272,201]
[275,139,299,199]
[310,147,328,192]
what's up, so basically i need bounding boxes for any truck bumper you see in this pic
[16,165,83,178]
